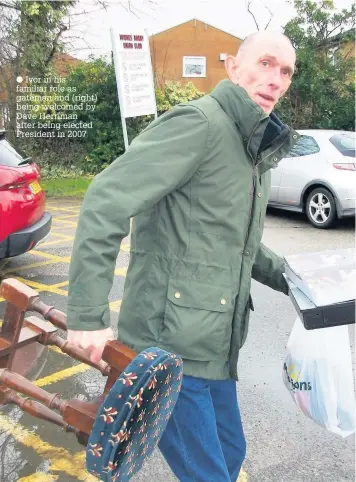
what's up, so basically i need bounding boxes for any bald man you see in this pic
[67,31,299,481]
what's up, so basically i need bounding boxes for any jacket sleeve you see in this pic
[66,104,209,331]
[251,243,289,294]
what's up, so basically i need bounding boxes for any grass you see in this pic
[41,176,93,198]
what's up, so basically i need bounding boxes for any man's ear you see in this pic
[225,55,238,83]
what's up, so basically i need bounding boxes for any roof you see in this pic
[318,28,355,48]
[150,18,242,41]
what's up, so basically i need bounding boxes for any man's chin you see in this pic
[256,102,273,114]
[254,96,275,114]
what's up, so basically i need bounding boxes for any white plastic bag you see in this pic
[283,317,356,438]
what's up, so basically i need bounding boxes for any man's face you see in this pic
[226,36,296,114]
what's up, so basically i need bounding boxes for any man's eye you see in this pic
[261,61,269,67]
[282,69,290,76]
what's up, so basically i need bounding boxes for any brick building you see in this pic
[149,19,242,92]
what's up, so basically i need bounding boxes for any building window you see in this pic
[183,56,206,77]
[327,46,340,66]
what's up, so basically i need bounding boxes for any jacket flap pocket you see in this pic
[167,278,234,313]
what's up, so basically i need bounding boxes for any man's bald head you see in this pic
[224,30,296,114]
[237,31,295,61]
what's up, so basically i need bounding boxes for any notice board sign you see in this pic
[111,30,157,119]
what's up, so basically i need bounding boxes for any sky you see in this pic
[63,0,354,60]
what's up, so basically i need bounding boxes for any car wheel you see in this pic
[306,187,336,229]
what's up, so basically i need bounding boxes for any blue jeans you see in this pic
[158,375,246,482]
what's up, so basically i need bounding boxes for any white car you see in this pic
[268,129,356,228]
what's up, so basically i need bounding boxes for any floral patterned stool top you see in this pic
[86,347,183,481]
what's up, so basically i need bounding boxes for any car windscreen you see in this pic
[0,138,26,167]
[329,134,356,158]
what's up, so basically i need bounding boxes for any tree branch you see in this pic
[247,0,259,30]
[326,22,344,39]
[45,24,69,66]
[0,1,20,10]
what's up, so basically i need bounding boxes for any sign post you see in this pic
[110,28,157,151]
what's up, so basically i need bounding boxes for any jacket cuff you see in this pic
[66,304,111,331]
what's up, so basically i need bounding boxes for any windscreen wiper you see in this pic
[18,157,33,165]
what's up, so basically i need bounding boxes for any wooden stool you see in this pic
[0,277,138,447]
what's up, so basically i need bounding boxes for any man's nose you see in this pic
[268,69,282,89]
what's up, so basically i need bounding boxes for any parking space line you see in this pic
[53,214,79,220]
[48,232,75,239]
[51,220,78,227]
[115,267,127,276]
[2,259,64,275]
[18,472,58,481]
[2,258,128,279]
[46,205,79,211]
[0,415,97,481]
[40,238,74,247]
[51,281,69,288]
[13,277,69,296]
[49,345,69,355]
[35,364,90,387]
[46,206,81,212]
[109,300,122,312]
[30,250,71,263]
[238,469,248,481]
[49,233,75,240]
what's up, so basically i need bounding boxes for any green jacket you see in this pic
[67,79,299,381]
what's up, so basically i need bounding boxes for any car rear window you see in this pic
[329,134,356,158]
[285,135,320,158]
[0,138,26,167]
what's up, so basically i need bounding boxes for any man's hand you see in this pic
[67,327,115,363]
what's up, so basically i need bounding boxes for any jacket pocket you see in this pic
[159,278,235,361]
[240,295,254,348]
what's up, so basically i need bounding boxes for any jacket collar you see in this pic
[210,79,299,172]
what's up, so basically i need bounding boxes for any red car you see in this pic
[0,129,52,260]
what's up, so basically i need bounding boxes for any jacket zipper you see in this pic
[243,142,283,250]
[243,119,290,252]
[243,163,257,250]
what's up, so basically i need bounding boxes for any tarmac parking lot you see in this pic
[0,198,354,482]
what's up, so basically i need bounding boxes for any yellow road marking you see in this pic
[2,259,64,275]
[109,299,122,312]
[35,363,90,387]
[49,345,69,355]
[121,244,130,252]
[13,277,68,296]
[51,281,69,288]
[49,233,75,240]
[40,238,74,247]
[51,219,78,227]
[46,206,80,212]
[2,256,129,278]
[0,415,97,481]
[30,250,70,262]
[54,214,79,220]
[237,469,248,481]
[18,473,58,481]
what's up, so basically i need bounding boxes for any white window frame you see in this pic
[182,56,206,78]
[327,46,339,66]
